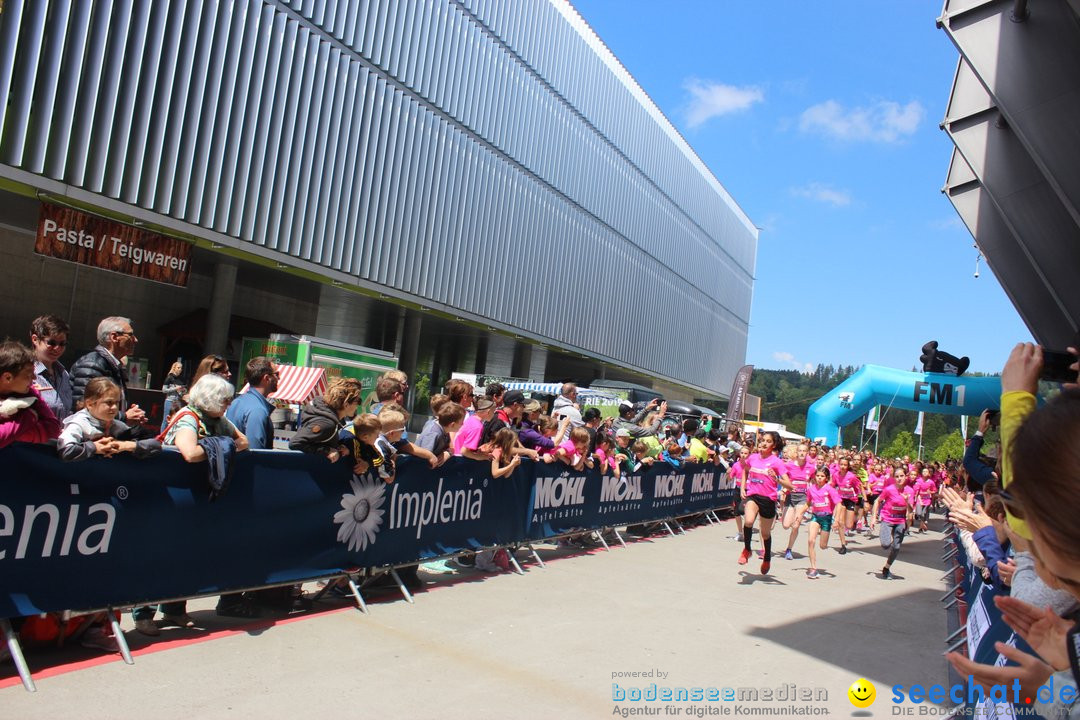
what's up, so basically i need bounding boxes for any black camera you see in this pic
[1041,350,1078,384]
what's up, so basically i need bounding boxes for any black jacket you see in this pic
[288,397,343,457]
[70,346,128,411]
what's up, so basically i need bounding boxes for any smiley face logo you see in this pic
[848,678,876,708]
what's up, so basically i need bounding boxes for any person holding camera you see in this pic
[963,409,999,487]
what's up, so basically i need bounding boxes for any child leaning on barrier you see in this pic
[378,403,442,470]
[415,398,465,464]
[340,413,387,480]
[489,427,521,479]
[0,340,62,449]
[593,432,620,478]
[58,377,161,461]
[556,427,594,471]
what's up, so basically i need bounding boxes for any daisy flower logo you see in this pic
[333,477,386,552]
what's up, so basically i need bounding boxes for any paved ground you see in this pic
[1,517,951,719]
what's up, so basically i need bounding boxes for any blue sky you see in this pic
[571,0,1033,375]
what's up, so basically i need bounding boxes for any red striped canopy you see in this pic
[240,364,327,404]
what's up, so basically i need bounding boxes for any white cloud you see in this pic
[930,216,965,231]
[683,79,764,128]
[791,182,852,207]
[799,99,924,143]
[772,351,814,373]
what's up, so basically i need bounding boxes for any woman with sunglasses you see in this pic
[29,314,73,420]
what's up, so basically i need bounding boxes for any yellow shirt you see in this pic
[1001,390,1036,539]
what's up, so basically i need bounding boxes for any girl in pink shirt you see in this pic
[728,446,751,540]
[872,467,914,578]
[829,457,863,554]
[738,431,791,575]
[913,467,937,533]
[781,443,813,561]
[805,466,842,579]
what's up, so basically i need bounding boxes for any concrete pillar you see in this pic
[205,259,238,356]
[315,284,372,347]
[483,334,516,377]
[529,345,548,382]
[399,310,422,409]
[511,342,533,379]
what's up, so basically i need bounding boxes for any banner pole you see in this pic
[526,543,546,568]
[662,522,677,538]
[388,568,415,604]
[508,554,525,575]
[345,576,369,614]
[612,528,628,548]
[107,608,134,665]
[595,531,611,552]
[1,618,35,692]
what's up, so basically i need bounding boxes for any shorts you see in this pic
[866,493,880,507]
[810,514,833,532]
[841,498,858,511]
[915,504,930,521]
[785,491,808,508]
[735,496,746,515]
[746,494,777,520]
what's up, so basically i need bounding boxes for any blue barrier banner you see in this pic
[524,462,735,539]
[0,445,733,618]
[948,531,1045,719]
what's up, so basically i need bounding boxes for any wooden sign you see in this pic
[34,203,192,287]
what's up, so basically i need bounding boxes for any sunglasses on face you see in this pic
[43,338,67,348]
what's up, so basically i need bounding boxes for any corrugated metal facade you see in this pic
[0,0,756,394]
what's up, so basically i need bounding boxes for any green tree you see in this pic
[932,430,966,462]
[882,430,917,459]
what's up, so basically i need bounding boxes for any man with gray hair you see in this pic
[70,316,146,424]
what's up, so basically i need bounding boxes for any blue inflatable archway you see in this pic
[805,365,1002,446]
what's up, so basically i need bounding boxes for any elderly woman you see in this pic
[133,374,250,636]
[164,373,248,461]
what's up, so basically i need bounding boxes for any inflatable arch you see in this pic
[805,365,1002,446]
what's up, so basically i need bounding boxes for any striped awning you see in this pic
[503,381,619,404]
[241,364,327,404]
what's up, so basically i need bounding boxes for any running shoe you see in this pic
[738,548,751,565]
[783,549,793,560]
[881,565,891,579]
[837,546,848,555]
[760,559,771,574]
[807,569,819,579]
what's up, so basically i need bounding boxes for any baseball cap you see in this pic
[615,428,631,439]
[618,400,634,411]
[503,389,526,406]
[473,397,495,412]
[523,399,542,413]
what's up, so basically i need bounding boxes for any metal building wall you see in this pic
[0,0,757,395]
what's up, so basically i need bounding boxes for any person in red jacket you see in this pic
[0,341,61,448]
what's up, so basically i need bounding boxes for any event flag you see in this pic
[960,414,968,441]
[865,405,880,432]
[914,411,924,436]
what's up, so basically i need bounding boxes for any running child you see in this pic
[872,466,914,579]
[738,431,792,574]
[781,443,813,560]
[806,466,842,579]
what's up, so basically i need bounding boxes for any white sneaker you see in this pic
[134,618,160,636]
